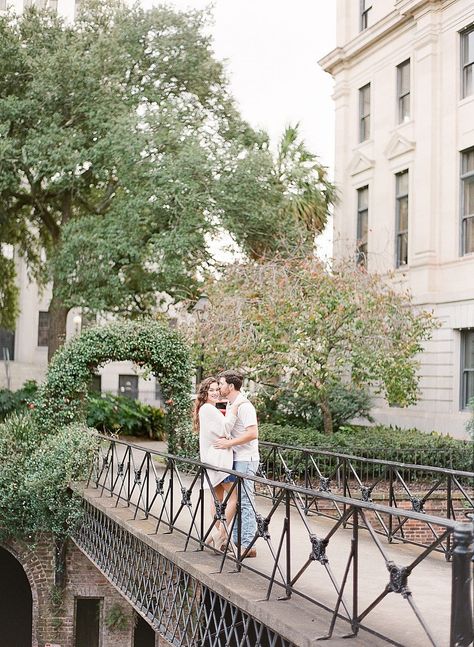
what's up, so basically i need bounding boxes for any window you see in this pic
[397,60,410,123]
[395,170,409,267]
[90,374,102,393]
[461,330,474,409]
[0,0,7,11]
[75,598,101,647]
[461,26,474,98]
[360,0,372,31]
[356,186,369,266]
[0,328,15,361]
[37,311,50,347]
[119,374,138,399]
[461,147,474,255]
[359,84,371,142]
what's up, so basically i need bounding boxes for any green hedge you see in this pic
[260,423,474,472]
[0,380,38,421]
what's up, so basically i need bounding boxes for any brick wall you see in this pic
[0,535,162,647]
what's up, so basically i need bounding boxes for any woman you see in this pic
[193,376,243,551]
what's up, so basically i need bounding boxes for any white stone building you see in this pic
[320,0,474,438]
[0,0,164,405]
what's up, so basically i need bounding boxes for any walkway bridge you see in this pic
[72,436,474,647]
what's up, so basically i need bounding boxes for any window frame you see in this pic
[461,25,474,99]
[397,59,411,124]
[461,147,474,256]
[360,0,372,31]
[395,170,409,268]
[356,185,369,266]
[460,329,474,410]
[359,83,371,143]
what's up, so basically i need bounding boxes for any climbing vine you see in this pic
[34,320,192,436]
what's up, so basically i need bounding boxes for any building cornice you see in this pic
[318,0,442,76]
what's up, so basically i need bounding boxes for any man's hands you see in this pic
[213,437,233,449]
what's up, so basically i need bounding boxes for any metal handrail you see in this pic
[85,434,474,647]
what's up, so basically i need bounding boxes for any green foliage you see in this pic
[86,392,166,439]
[0,2,334,356]
[255,382,373,431]
[173,419,199,460]
[0,379,38,421]
[105,604,129,631]
[33,320,191,438]
[0,413,98,541]
[184,257,437,434]
[260,423,474,472]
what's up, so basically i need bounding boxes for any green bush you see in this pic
[0,413,98,541]
[0,380,39,421]
[86,392,166,439]
[255,383,373,431]
[260,423,473,472]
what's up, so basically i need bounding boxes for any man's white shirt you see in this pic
[227,393,259,461]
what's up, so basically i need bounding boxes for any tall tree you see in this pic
[0,2,335,360]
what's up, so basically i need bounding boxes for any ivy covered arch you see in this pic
[34,320,191,435]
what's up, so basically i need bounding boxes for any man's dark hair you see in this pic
[217,370,243,391]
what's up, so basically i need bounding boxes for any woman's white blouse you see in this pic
[198,403,236,488]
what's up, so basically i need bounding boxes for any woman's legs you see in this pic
[221,482,237,545]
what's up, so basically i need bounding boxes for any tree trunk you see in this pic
[47,191,72,362]
[48,283,69,362]
[319,396,333,435]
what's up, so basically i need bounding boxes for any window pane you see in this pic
[464,30,474,65]
[398,197,408,231]
[400,94,410,122]
[464,331,474,369]
[464,64,473,98]
[360,116,370,141]
[37,311,49,347]
[119,375,138,399]
[463,216,474,254]
[464,178,474,216]
[399,61,410,94]
[397,233,408,266]
[462,149,474,175]
[361,86,370,115]
[397,171,409,195]
[0,328,15,361]
[358,211,368,240]
[358,187,368,210]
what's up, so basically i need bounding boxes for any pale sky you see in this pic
[141,1,337,171]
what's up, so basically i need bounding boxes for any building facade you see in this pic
[320,0,474,438]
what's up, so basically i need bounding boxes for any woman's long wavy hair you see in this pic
[193,376,218,432]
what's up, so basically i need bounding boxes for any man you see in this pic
[213,370,259,558]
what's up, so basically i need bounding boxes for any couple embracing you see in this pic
[193,370,259,558]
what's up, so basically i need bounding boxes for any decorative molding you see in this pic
[348,151,375,176]
[384,132,416,160]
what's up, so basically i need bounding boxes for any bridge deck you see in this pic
[77,439,457,647]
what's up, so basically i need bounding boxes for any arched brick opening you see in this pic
[0,541,45,647]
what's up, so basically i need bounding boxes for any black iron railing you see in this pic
[257,441,474,556]
[85,435,474,647]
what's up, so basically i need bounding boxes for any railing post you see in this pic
[237,477,242,571]
[304,452,309,515]
[285,489,292,598]
[446,474,452,560]
[388,466,394,542]
[450,522,473,647]
[145,453,150,518]
[351,507,359,636]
